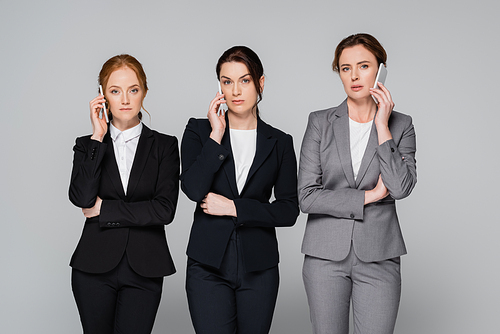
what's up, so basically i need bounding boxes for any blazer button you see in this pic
[218,154,225,160]
[106,222,112,227]
[391,147,395,152]
[350,213,355,219]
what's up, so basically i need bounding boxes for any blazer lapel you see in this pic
[221,122,239,198]
[102,132,126,198]
[126,125,154,198]
[332,100,356,189]
[242,118,277,194]
[355,119,378,187]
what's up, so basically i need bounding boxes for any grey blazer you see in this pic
[298,99,416,262]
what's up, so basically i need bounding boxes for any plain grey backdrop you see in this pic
[1,0,499,333]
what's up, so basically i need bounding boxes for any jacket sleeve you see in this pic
[376,115,417,200]
[68,137,107,209]
[298,112,365,220]
[180,118,230,203]
[98,136,180,227]
[233,134,299,228]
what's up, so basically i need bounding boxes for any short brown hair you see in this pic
[332,33,387,73]
[216,46,264,116]
[98,54,149,120]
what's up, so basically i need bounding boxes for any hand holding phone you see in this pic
[217,81,227,116]
[372,64,388,104]
[99,85,109,123]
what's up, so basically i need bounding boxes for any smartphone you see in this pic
[217,81,227,116]
[372,63,388,104]
[99,85,109,122]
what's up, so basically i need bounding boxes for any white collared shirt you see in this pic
[109,122,143,195]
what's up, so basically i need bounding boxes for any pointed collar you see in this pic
[331,100,356,189]
[109,121,143,142]
[329,98,349,123]
[242,117,277,194]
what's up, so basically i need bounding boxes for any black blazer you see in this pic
[69,125,179,278]
[180,117,299,272]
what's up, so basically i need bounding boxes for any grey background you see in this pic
[1,0,499,333]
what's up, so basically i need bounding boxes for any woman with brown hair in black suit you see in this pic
[69,54,179,334]
[181,46,299,334]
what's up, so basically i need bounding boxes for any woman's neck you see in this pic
[111,117,141,132]
[227,110,258,130]
[347,97,377,123]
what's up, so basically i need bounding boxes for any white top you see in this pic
[349,118,373,180]
[109,122,143,195]
[230,128,257,194]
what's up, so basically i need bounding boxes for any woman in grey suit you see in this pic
[298,33,417,334]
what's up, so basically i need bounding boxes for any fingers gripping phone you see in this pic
[217,81,227,116]
[372,63,388,104]
[99,85,109,122]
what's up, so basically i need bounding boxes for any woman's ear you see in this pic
[259,75,265,93]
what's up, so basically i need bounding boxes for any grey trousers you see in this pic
[303,246,401,334]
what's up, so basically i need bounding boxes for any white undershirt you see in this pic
[230,128,257,194]
[349,118,372,180]
[109,122,142,195]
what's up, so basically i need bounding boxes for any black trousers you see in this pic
[186,230,279,334]
[72,253,163,334]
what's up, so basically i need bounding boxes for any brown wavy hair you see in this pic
[216,46,264,116]
[332,33,387,73]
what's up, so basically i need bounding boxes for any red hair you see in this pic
[98,54,149,120]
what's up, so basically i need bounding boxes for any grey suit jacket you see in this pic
[298,99,416,262]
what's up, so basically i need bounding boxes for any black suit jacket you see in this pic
[69,125,179,278]
[180,117,299,272]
